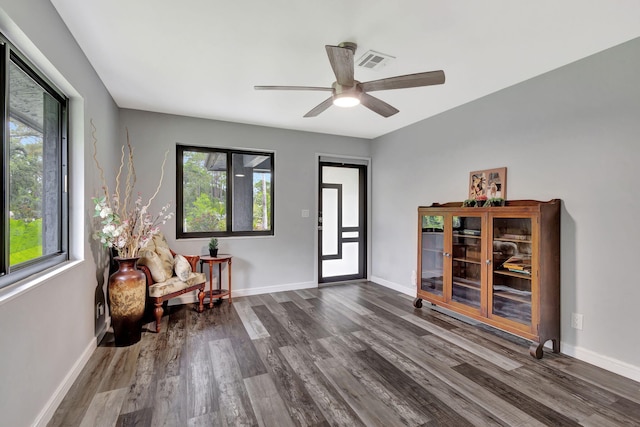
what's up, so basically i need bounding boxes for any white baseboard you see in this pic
[370,276,414,297]
[371,276,640,383]
[168,280,318,305]
[34,337,97,427]
[561,342,640,383]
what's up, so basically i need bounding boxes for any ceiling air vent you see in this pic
[356,50,395,70]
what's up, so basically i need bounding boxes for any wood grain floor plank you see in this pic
[251,304,298,347]
[420,334,598,422]
[79,387,128,427]
[315,357,420,427]
[306,297,362,334]
[355,328,546,426]
[453,362,581,426]
[150,375,187,427]
[232,300,270,340]
[116,407,153,427]
[218,303,269,379]
[356,347,475,426]
[253,338,327,426]
[48,346,116,427]
[546,356,640,404]
[98,344,142,392]
[270,291,293,303]
[185,331,219,419]
[244,373,297,427]
[318,335,427,426]
[294,289,317,299]
[284,290,314,310]
[120,334,159,414]
[402,313,523,371]
[352,329,507,426]
[208,338,258,426]
[279,344,366,427]
[281,301,333,341]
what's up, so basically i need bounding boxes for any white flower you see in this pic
[99,206,112,218]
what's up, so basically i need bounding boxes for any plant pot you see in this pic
[108,257,146,346]
[209,248,218,257]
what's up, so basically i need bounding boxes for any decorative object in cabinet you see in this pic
[414,199,560,359]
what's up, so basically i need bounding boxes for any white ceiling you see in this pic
[50,1,640,139]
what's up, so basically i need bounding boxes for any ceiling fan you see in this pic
[254,42,445,118]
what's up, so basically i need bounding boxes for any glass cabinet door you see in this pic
[420,214,444,298]
[490,217,533,325]
[450,215,483,311]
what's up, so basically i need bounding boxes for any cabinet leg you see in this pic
[529,342,544,359]
[413,298,423,308]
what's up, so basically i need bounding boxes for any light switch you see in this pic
[301,209,310,218]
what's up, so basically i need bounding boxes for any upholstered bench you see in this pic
[137,234,206,332]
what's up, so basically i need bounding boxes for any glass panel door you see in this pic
[319,163,366,282]
[450,215,483,311]
[420,214,445,298]
[491,217,533,325]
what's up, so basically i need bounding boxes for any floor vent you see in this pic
[356,50,395,70]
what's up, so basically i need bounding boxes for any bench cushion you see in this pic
[148,271,206,298]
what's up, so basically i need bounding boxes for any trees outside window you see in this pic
[1,34,68,289]
[177,145,273,238]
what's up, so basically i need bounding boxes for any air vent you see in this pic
[356,50,395,70]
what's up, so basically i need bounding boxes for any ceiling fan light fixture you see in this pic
[333,94,361,108]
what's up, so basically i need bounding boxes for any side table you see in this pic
[199,254,232,308]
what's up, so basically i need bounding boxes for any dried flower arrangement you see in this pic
[91,121,173,258]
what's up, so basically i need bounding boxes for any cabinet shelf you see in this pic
[416,199,561,359]
[494,269,532,280]
[453,278,481,290]
[453,257,481,265]
[494,237,532,244]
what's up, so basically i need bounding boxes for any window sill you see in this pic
[0,259,84,307]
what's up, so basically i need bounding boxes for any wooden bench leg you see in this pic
[154,300,164,333]
[197,288,205,313]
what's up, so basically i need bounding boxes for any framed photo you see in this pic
[469,167,507,200]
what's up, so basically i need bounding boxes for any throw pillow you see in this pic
[138,249,172,282]
[174,254,191,282]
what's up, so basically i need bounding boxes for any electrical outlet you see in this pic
[96,302,104,319]
[571,313,583,330]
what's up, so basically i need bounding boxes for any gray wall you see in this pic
[371,37,640,376]
[0,1,120,426]
[120,109,370,293]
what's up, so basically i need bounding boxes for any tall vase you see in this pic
[108,257,146,346]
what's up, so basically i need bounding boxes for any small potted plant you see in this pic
[208,237,219,257]
[484,197,505,207]
[475,195,487,207]
[462,199,475,207]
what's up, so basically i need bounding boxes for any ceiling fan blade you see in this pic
[360,70,445,92]
[254,85,332,92]
[325,45,354,86]
[360,93,399,117]
[303,97,334,118]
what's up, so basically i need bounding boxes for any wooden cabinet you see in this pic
[414,199,560,358]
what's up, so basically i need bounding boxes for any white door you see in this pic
[319,162,366,283]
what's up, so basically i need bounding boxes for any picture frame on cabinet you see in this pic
[469,167,507,200]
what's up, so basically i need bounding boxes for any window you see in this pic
[0,34,68,289]
[177,145,274,238]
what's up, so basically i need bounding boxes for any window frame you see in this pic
[0,34,69,290]
[176,144,274,239]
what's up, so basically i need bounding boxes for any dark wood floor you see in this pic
[49,282,640,426]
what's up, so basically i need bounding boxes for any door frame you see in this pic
[315,154,371,285]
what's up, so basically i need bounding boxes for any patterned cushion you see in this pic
[138,233,174,282]
[148,272,206,298]
[174,254,191,281]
